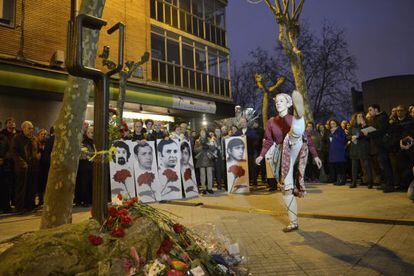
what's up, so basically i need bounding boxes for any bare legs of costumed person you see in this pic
[281,90,305,232]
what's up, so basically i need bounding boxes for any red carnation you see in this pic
[118,208,128,217]
[111,227,125,238]
[108,206,118,217]
[132,197,138,202]
[183,168,192,181]
[117,193,123,201]
[113,169,132,184]
[172,223,184,234]
[228,165,245,178]
[167,270,184,276]
[157,236,174,256]
[137,172,155,186]
[88,234,103,246]
[163,169,178,182]
[121,215,133,227]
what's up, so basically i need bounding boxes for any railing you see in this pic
[150,0,227,48]
[152,59,230,98]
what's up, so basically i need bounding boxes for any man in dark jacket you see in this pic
[0,118,19,210]
[0,132,11,212]
[234,117,258,186]
[11,121,38,211]
[363,104,394,192]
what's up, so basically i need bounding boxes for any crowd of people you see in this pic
[305,104,414,194]
[1,103,413,213]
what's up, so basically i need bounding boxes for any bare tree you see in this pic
[40,0,106,229]
[263,0,314,122]
[232,21,357,122]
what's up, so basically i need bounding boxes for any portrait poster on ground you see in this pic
[131,141,161,203]
[180,139,199,198]
[225,136,249,194]
[156,138,183,200]
[110,140,136,204]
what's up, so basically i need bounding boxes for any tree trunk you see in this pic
[116,72,127,121]
[290,57,314,122]
[262,91,269,127]
[40,0,106,229]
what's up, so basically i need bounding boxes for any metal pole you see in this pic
[92,76,109,223]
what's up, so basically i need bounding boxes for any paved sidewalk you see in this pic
[1,184,413,275]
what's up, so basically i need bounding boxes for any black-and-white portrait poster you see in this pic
[157,138,183,200]
[225,136,250,194]
[110,140,136,204]
[180,139,199,198]
[131,141,161,203]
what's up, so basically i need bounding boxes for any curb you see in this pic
[163,201,414,226]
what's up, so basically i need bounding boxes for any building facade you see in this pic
[0,0,233,130]
[351,75,414,114]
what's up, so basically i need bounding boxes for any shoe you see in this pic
[283,223,299,232]
[383,188,394,193]
[268,187,277,192]
[349,184,357,188]
[368,185,373,189]
[201,190,207,195]
[207,189,214,194]
[376,186,384,190]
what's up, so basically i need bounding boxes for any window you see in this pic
[151,28,230,97]
[0,0,15,27]
[167,39,179,64]
[151,0,226,47]
[151,33,165,60]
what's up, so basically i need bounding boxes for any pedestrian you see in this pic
[348,113,373,188]
[194,128,216,194]
[11,121,38,212]
[363,104,394,193]
[36,129,48,205]
[75,126,94,206]
[328,119,347,185]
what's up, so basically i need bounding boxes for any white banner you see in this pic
[132,141,161,203]
[180,139,199,198]
[172,95,216,114]
[157,139,183,200]
[225,136,250,194]
[110,140,136,204]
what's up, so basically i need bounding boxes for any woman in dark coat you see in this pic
[348,113,373,188]
[75,127,94,206]
[328,119,347,185]
[194,128,216,194]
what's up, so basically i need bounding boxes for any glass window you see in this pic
[204,0,214,24]
[193,0,203,17]
[219,54,228,79]
[167,39,180,64]
[214,2,225,28]
[208,51,218,76]
[195,49,206,72]
[182,44,194,69]
[180,0,190,12]
[150,0,156,19]
[151,33,165,60]
[0,0,15,27]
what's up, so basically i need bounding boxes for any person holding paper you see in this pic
[348,113,373,188]
[363,104,394,193]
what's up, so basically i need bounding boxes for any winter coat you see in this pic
[328,127,347,163]
[348,125,370,160]
[194,137,216,168]
[11,133,38,172]
[366,111,390,154]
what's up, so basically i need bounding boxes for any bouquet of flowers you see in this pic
[86,194,249,275]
